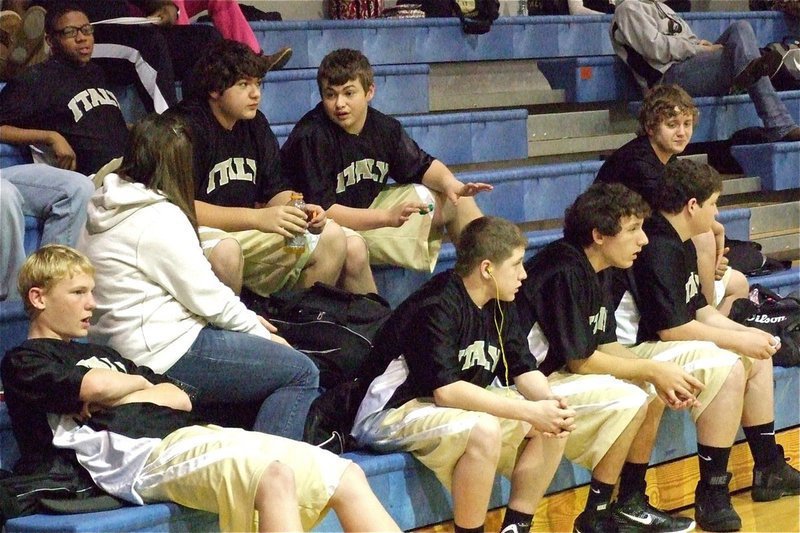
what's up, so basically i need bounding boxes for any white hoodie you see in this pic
[83,173,270,373]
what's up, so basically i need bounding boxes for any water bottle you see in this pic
[285,192,307,254]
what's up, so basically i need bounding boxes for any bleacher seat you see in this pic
[263,64,430,124]
[731,140,800,191]
[272,108,529,165]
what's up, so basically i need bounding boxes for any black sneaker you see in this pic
[695,473,742,532]
[752,445,800,501]
[611,491,694,533]
[573,506,618,533]
[730,48,784,94]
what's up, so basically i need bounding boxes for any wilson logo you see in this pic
[749,314,787,324]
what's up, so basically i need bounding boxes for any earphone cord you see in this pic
[491,274,510,388]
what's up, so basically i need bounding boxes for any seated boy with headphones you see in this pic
[349,216,574,533]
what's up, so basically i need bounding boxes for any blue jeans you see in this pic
[662,21,796,138]
[166,326,320,440]
[0,165,94,301]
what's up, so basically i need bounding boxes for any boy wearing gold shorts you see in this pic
[616,161,800,531]
[352,217,574,533]
[2,245,399,532]
[171,40,358,298]
[280,49,493,293]
[516,183,742,532]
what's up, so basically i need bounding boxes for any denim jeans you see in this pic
[661,21,796,138]
[0,165,94,300]
[166,325,320,440]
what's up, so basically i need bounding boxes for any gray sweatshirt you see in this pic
[611,0,703,89]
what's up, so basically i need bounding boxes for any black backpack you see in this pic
[729,285,800,367]
[251,282,392,389]
[0,468,125,526]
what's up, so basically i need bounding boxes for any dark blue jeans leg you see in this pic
[166,326,319,440]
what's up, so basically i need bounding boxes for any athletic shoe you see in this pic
[730,48,784,94]
[611,491,694,532]
[752,445,800,501]
[260,46,292,72]
[694,472,742,532]
[572,507,617,533]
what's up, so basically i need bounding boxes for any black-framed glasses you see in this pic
[53,24,94,38]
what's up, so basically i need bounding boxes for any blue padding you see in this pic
[539,55,640,104]
[262,64,429,123]
[274,109,528,165]
[717,207,751,242]
[375,229,563,307]
[0,143,33,169]
[630,91,800,143]
[250,12,790,69]
[5,503,218,533]
[748,266,800,296]
[461,160,604,222]
[731,140,800,191]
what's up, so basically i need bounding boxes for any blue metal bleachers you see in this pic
[731,140,800,190]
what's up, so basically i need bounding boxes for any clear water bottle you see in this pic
[285,192,307,254]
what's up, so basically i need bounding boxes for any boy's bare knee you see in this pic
[725,269,749,299]
[465,414,503,462]
[208,238,243,292]
[345,236,369,272]
[258,461,296,501]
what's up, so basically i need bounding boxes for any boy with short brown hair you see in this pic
[281,48,493,293]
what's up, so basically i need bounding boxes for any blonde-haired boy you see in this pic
[2,244,399,532]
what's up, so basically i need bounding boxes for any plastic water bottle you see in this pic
[285,192,307,254]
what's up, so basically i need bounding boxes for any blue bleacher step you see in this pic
[250,12,791,70]
[263,64,429,124]
[272,108,529,165]
[731,140,800,191]
[629,91,800,144]
[748,266,800,297]
[538,55,640,104]
[375,228,563,307]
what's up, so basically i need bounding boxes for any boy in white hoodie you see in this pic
[82,113,319,441]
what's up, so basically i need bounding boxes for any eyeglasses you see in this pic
[53,24,94,38]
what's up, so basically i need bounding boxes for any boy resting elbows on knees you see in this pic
[351,217,573,533]
[1,244,400,533]
[616,160,800,531]
[280,49,493,293]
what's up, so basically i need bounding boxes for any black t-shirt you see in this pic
[171,98,288,208]
[0,58,128,175]
[368,271,538,411]
[516,239,618,376]
[280,103,434,209]
[594,135,676,205]
[626,212,708,342]
[1,339,178,475]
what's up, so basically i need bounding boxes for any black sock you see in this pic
[617,462,648,501]
[500,507,533,533]
[454,524,484,533]
[697,443,731,483]
[743,422,780,467]
[585,478,614,512]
